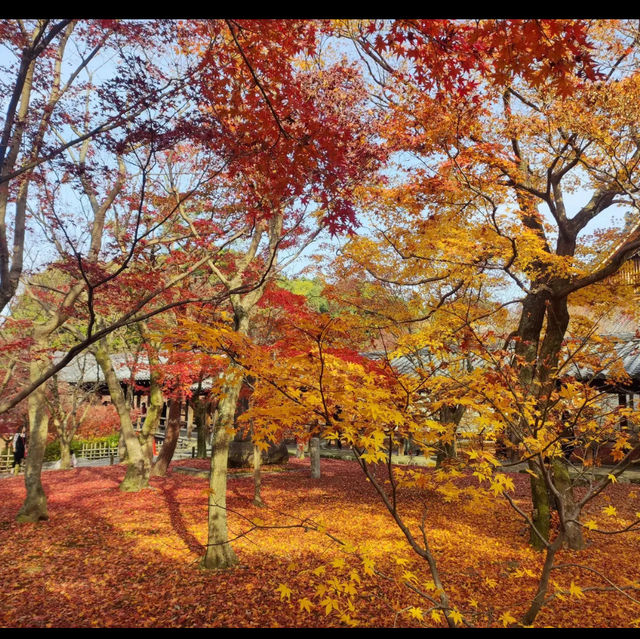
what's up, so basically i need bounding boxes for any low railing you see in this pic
[0,449,15,472]
[79,442,119,460]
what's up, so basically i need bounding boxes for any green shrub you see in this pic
[45,434,119,461]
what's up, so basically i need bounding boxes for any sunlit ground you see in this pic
[0,457,638,628]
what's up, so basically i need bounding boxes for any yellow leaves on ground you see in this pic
[449,608,464,626]
[430,609,443,623]
[407,606,424,621]
[569,582,586,599]
[499,611,517,627]
[276,583,292,601]
[298,597,313,613]
[602,505,617,517]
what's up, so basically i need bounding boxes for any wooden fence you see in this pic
[79,442,119,460]
[0,449,15,473]
[0,438,197,472]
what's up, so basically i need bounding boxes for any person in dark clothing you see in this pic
[12,425,26,474]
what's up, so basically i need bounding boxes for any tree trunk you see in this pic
[202,365,243,570]
[94,340,150,492]
[528,459,551,550]
[195,399,209,458]
[521,534,563,626]
[310,437,321,479]
[151,398,181,477]
[139,335,164,463]
[16,360,50,522]
[552,458,585,550]
[58,433,71,470]
[118,429,128,463]
[435,404,465,467]
[253,441,265,507]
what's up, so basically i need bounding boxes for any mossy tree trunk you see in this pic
[138,322,163,462]
[17,359,50,522]
[200,210,283,569]
[202,363,244,570]
[528,459,551,550]
[435,404,465,467]
[195,399,210,458]
[93,339,151,492]
[58,429,72,470]
[552,457,584,550]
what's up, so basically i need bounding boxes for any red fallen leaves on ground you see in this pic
[0,458,639,628]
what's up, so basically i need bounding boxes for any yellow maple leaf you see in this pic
[402,570,419,584]
[362,557,375,576]
[603,505,617,517]
[407,607,424,621]
[569,581,586,599]
[500,611,517,627]
[321,597,338,615]
[276,583,292,601]
[449,608,464,626]
[312,565,326,576]
[584,520,597,530]
[607,473,617,483]
[298,598,313,613]
[431,609,443,623]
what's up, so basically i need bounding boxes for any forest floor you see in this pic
[1,457,639,628]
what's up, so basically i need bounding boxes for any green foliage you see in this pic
[277,278,329,313]
[44,434,119,461]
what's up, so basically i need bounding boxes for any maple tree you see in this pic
[338,18,640,550]
[195,18,640,624]
[162,19,383,570]
[3,17,640,629]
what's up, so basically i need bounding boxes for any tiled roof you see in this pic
[568,334,640,382]
[53,351,221,390]
[53,351,155,384]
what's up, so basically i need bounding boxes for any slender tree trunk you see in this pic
[202,364,243,570]
[139,376,162,463]
[94,339,150,492]
[310,437,321,479]
[521,534,563,626]
[16,359,49,522]
[195,400,209,458]
[138,324,164,462]
[201,211,282,569]
[151,398,181,477]
[253,441,265,507]
[58,432,71,470]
